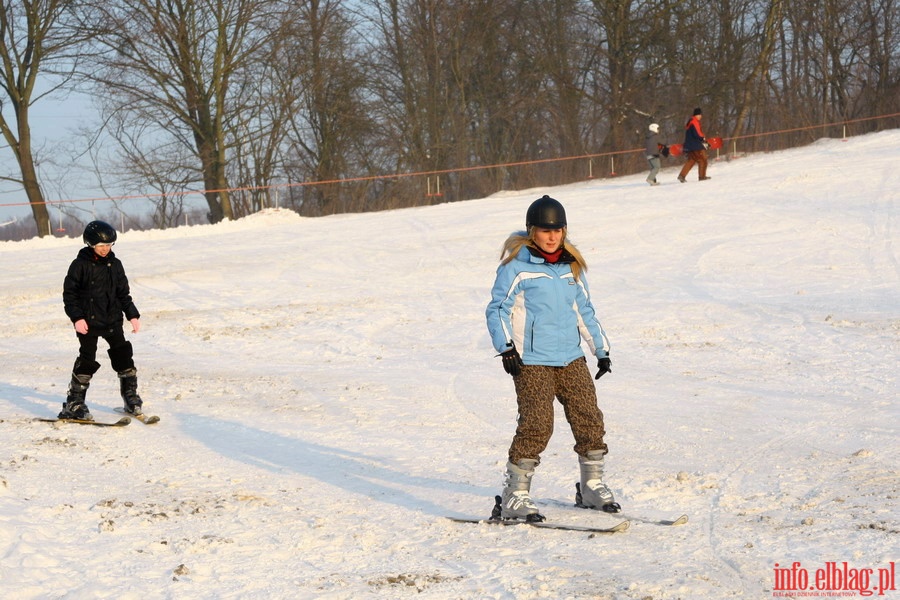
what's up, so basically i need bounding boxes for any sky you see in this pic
[0,131,897,599]
[0,90,101,223]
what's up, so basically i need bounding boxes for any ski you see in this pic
[575,504,688,527]
[133,413,160,424]
[449,494,628,534]
[621,513,688,526]
[448,516,628,534]
[553,491,689,527]
[35,416,131,427]
[114,407,160,424]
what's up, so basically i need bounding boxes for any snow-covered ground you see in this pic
[1,131,897,599]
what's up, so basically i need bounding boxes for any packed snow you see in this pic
[1,131,897,599]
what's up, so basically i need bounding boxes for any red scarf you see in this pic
[686,115,705,138]
[537,248,563,263]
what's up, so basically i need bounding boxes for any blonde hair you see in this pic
[500,227,588,281]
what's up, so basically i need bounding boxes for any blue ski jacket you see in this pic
[486,246,610,366]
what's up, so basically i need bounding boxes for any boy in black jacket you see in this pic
[60,220,143,420]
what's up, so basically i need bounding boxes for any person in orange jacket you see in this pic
[677,108,711,182]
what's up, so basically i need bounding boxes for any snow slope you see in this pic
[1,132,897,599]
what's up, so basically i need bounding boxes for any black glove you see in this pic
[661,145,670,158]
[500,347,524,377]
[595,356,612,380]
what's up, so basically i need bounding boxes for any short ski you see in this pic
[614,513,688,526]
[573,507,688,526]
[448,516,629,534]
[554,492,689,527]
[575,504,688,527]
[115,407,160,424]
[449,495,628,533]
[35,416,131,427]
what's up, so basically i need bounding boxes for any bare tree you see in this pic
[84,0,282,223]
[366,0,557,202]
[862,0,900,119]
[0,0,93,237]
[367,0,452,180]
[730,0,783,139]
[2,0,896,238]
[97,114,195,229]
[280,0,374,216]
[227,54,290,216]
[585,0,688,156]
[447,1,545,191]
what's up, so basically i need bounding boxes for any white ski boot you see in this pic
[575,450,621,513]
[497,459,545,521]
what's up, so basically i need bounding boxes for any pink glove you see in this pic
[130,318,141,333]
[74,319,88,335]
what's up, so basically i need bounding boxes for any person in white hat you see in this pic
[645,123,669,186]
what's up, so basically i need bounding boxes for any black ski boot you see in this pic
[118,368,143,415]
[59,373,93,420]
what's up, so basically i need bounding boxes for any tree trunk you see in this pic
[194,130,232,223]
[21,153,51,237]
[14,109,51,236]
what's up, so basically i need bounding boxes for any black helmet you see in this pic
[83,220,117,246]
[526,195,567,229]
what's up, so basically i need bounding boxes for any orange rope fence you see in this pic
[2,112,898,210]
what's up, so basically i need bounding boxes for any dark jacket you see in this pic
[645,132,661,157]
[683,116,706,152]
[63,247,140,330]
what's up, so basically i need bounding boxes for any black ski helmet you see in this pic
[525,195,567,229]
[83,220,117,246]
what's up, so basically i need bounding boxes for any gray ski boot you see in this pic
[118,368,143,415]
[58,373,93,420]
[497,459,545,521]
[575,450,621,513]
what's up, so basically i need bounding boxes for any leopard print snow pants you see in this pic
[508,357,608,463]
